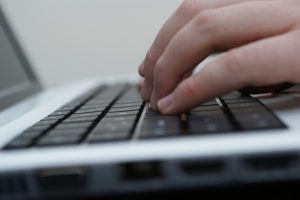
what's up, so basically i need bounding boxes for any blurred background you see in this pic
[1,0,182,87]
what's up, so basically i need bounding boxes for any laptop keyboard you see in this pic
[3,84,285,150]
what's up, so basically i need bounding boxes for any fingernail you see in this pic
[158,94,174,113]
[150,90,157,110]
[151,103,157,111]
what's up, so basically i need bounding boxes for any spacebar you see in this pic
[139,108,181,138]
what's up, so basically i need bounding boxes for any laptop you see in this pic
[1,3,300,200]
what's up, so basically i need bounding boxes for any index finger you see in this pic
[140,0,256,100]
[150,1,294,109]
[157,33,299,114]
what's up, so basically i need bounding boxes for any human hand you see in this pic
[138,0,300,114]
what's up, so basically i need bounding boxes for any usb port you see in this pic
[181,160,225,176]
[119,161,162,181]
[36,167,88,192]
[242,154,299,173]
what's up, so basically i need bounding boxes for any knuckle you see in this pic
[222,50,245,77]
[184,77,199,98]
[192,9,220,31]
[178,0,202,17]
[145,49,157,66]
[138,67,144,77]
[154,60,168,76]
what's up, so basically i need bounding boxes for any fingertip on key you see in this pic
[157,93,174,114]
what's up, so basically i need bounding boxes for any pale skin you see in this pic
[138,0,300,114]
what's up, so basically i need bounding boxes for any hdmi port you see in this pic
[181,160,225,176]
[242,154,299,173]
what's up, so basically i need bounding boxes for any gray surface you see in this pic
[1,0,182,87]
[0,22,29,95]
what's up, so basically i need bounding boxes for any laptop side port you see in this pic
[36,167,88,192]
[241,154,299,176]
[119,161,163,181]
[180,160,226,176]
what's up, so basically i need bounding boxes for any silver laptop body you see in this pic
[1,4,300,200]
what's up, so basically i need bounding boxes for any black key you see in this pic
[5,137,33,149]
[63,116,98,123]
[88,132,130,143]
[188,100,235,133]
[229,106,267,113]
[58,106,77,111]
[140,128,180,138]
[190,103,223,115]
[226,102,262,109]
[92,128,131,136]
[189,110,224,116]
[19,130,42,138]
[101,116,136,122]
[232,112,284,130]
[71,112,101,118]
[109,106,141,113]
[116,99,143,104]
[142,116,180,128]
[36,135,81,146]
[91,112,135,136]
[81,103,108,109]
[111,104,142,109]
[186,114,233,134]
[75,108,105,114]
[42,115,65,121]
[140,115,181,138]
[35,120,58,126]
[47,129,86,137]
[106,110,139,117]
[55,122,92,130]
[82,85,123,108]
[190,105,222,112]
[28,124,51,132]
[112,103,142,108]
[49,110,70,116]
[92,121,133,134]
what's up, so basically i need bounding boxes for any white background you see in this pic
[1,0,182,87]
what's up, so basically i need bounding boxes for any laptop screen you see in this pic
[0,6,41,112]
